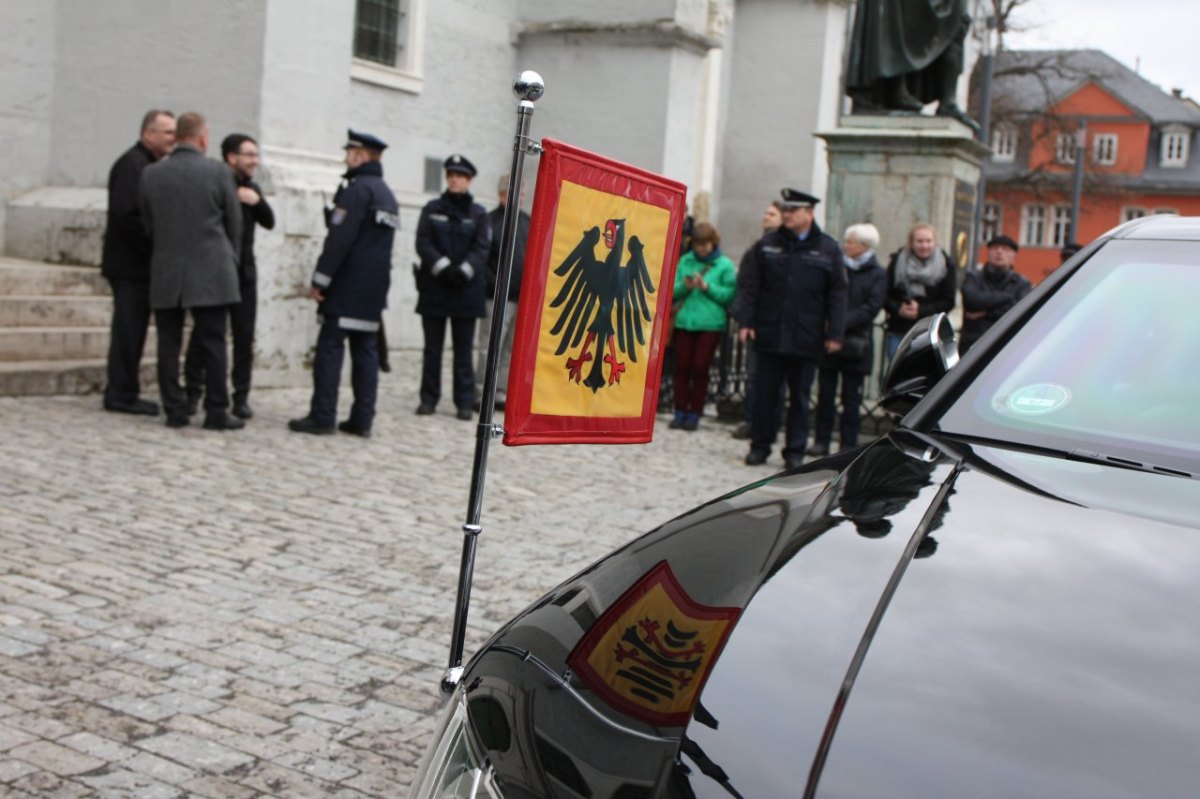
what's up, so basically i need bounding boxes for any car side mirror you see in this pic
[880,312,958,418]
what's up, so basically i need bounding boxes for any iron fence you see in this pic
[658,317,896,439]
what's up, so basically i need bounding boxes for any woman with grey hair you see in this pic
[882,222,956,361]
[809,223,887,456]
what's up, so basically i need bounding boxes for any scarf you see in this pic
[694,246,724,264]
[844,250,875,271]
[894,247,947,299]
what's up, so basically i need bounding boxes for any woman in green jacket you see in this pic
[670,222,737,430]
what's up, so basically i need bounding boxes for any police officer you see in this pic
[289,129,398,437]
[737,188,847,469]
[414,154,491,420]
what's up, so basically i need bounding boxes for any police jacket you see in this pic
[737,222,847,358]
[235,175,274,282]
[817,252,887,375]
[958,263,1032,354]
[310,160,398,330]
[486,204,530,303]
[101,142,158,283]
[414,191,491,318]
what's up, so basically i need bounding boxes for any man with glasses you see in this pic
[184,134,274,420]
[101,109,176,416]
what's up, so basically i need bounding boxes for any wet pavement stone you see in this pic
[0,360,772,796]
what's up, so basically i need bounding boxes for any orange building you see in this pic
[976,50,1200,284]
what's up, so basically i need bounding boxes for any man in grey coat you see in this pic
[140,111,244,430]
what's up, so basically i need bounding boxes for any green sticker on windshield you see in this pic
[1006,383,1071,415]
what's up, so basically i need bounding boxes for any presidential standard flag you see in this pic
[503,139,687,446]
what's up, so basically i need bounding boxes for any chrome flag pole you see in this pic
[442,71,545,694]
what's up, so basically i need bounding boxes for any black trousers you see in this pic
[749,351,816,461]
[185,281,256,402]
[309,317,379,427]
[420,315,476,409]
[104,279,152,405]
[155,305,229,418]
[814,367,866,450]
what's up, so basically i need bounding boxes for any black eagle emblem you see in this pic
[549,218,656,392]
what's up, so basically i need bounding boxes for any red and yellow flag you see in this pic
[503,139,687,446]
[567,561,741,728]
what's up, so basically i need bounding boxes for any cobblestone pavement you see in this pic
[0,361,779,798]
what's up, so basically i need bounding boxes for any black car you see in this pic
[410,215,1200,798]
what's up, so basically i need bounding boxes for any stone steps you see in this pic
[0,257,156,396]
[0,358,156,397]
[0,295,114,327]
[0,326,161,361]
[0,257,109,295]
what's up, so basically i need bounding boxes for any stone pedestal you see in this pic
[817,115,989,270]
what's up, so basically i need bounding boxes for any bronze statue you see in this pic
[845,0,978,131]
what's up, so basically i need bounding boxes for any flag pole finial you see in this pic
[514,71,545,102]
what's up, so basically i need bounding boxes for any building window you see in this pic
[1051,206,1072,247]
[1092,133,1118,165]
[354,0,407,67]
[1121,207,1147,223]
[1162,130,1190,167]
[423,157,442,194]
[351,0,424,93]
[1021,204,1047,246]
[1055,133,1077,165]
[1153,208,1180,216]
[991,125,1017,163]
[981,202,1001,242]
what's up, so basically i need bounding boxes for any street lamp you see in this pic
[971,12,998,260]
[1069,120,1087,243]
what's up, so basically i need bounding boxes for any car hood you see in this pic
[460,433,1200,798]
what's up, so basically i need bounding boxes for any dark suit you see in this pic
[140,143,242,419]
[185,175,274,406]
[100,141,158,407]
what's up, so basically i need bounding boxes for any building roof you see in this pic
[984,49,1200,126]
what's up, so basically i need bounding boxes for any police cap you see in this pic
[344,129,388,152]
[444,154,477,178]
[780,188,820,209]
[987,234,1019,252]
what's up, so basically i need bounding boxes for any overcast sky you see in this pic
[1002,0,1200,100]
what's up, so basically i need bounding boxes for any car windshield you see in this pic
[936,238,1200,473]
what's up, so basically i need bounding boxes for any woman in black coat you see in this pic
[882,222,957,361]
[809,223,887,455]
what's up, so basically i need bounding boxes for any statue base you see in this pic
[816,114,989,271]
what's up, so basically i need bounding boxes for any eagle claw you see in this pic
[605,353,626,385]
[566,352,593,383]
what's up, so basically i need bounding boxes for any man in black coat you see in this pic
[959,234,1031,355]
[100,109,176,416]
[474,173,529,410]
[140,112,243,431]
[184,133,274,420]
[289,130,399,437]
[413,154,491,420]
[737,188,847,469]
